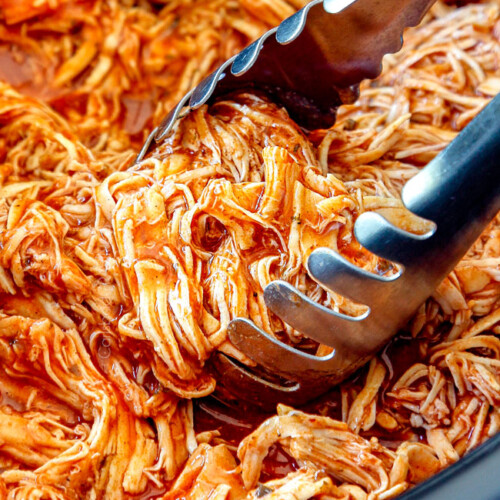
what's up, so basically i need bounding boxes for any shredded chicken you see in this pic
[0,0,499,499]
[238,405,441,498]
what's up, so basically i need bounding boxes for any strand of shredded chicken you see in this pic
[0,0,499,499]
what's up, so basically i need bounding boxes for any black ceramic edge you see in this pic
[399,431,500,500]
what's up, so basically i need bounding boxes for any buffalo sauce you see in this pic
[193,333,426,478]
[194,397,299,480]
[121,95,155,137]
[0,44,63,102]
[127,485,168,500]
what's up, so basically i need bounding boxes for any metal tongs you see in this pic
[222,94,500,408]
[137,0,500,407]
[137,0,436,159]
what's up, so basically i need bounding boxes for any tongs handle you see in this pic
[352,95,500,353]
[403,93,500,237]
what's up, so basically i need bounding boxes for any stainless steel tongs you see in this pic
[137,0,500,407]
[136,0,436,161]
[221,94,500,407]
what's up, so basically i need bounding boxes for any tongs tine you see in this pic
[307,248,401,304]
[223,94,500,408]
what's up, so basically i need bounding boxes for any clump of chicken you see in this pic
[0,0,499,498]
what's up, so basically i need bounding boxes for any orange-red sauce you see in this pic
[194,333,425,475]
